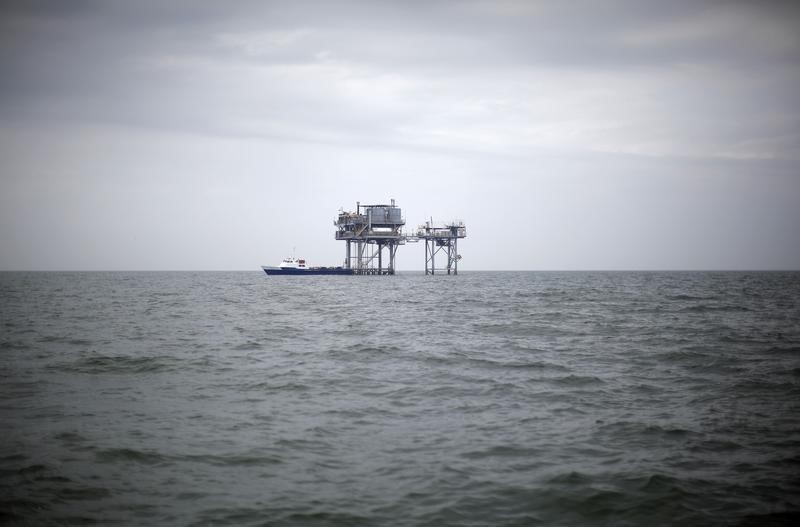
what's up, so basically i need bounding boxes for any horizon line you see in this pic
[1,269,798,273]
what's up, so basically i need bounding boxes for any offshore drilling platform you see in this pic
[334,199,466,275]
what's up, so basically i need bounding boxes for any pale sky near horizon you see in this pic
[1,0,799,271]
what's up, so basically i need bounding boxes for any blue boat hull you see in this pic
[262,266,354,276]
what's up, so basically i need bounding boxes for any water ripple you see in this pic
[1,271,798,525]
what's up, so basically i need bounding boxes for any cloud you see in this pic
[1,0,798,160]
[1,1,799,270]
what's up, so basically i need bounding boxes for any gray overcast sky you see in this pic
[1,0,799,270]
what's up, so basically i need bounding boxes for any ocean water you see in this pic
[1,271,799,526]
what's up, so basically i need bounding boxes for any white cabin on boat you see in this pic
[278,257,307,270]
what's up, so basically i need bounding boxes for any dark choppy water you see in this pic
[1,271,799,526]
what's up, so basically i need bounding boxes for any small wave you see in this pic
[351,343,403,354]
[274,438,330,454]
[688,438,743,452]
[56,486,112,501]
[181,453,283,467]
[739,511,800,526]
[465,356,570,372]
[631,473,687,495]
[281,512,371,525]
[596,421,693,442]
[771,454,800,467]
[0,497,51,521]
[548,375,605,387]
[176,491,208,501]
[35,335,95,347]
[768,346,800,356]
[15,463,48,476]
[233,340,264,351]
[95,448,169,466]
[657,349,712,363]
[473,322,577,338]
[326,343,404,358]
[680,304,751,313]
[533,473,699,523]
[630,383,663,394]
[54,432,87,446]
[0,339,30,350]
[37,334,68,343]
[187,356,220,368]
[546,470,594,486]
[730,378,800,394]
[243,380,311,393]
[507,361,570,371]
[511,290,536,298]
[665,294,718,301]
[641,425,691,438]
[0,454,27,463]
[196,508,370,526]
[682,356,747,374]
[55,353,181,374]
[461,445,543,460]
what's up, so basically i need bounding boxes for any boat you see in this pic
[261,256,354,275]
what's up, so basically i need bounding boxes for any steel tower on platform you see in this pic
[334,200,405,275]
[417,220,467,275]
